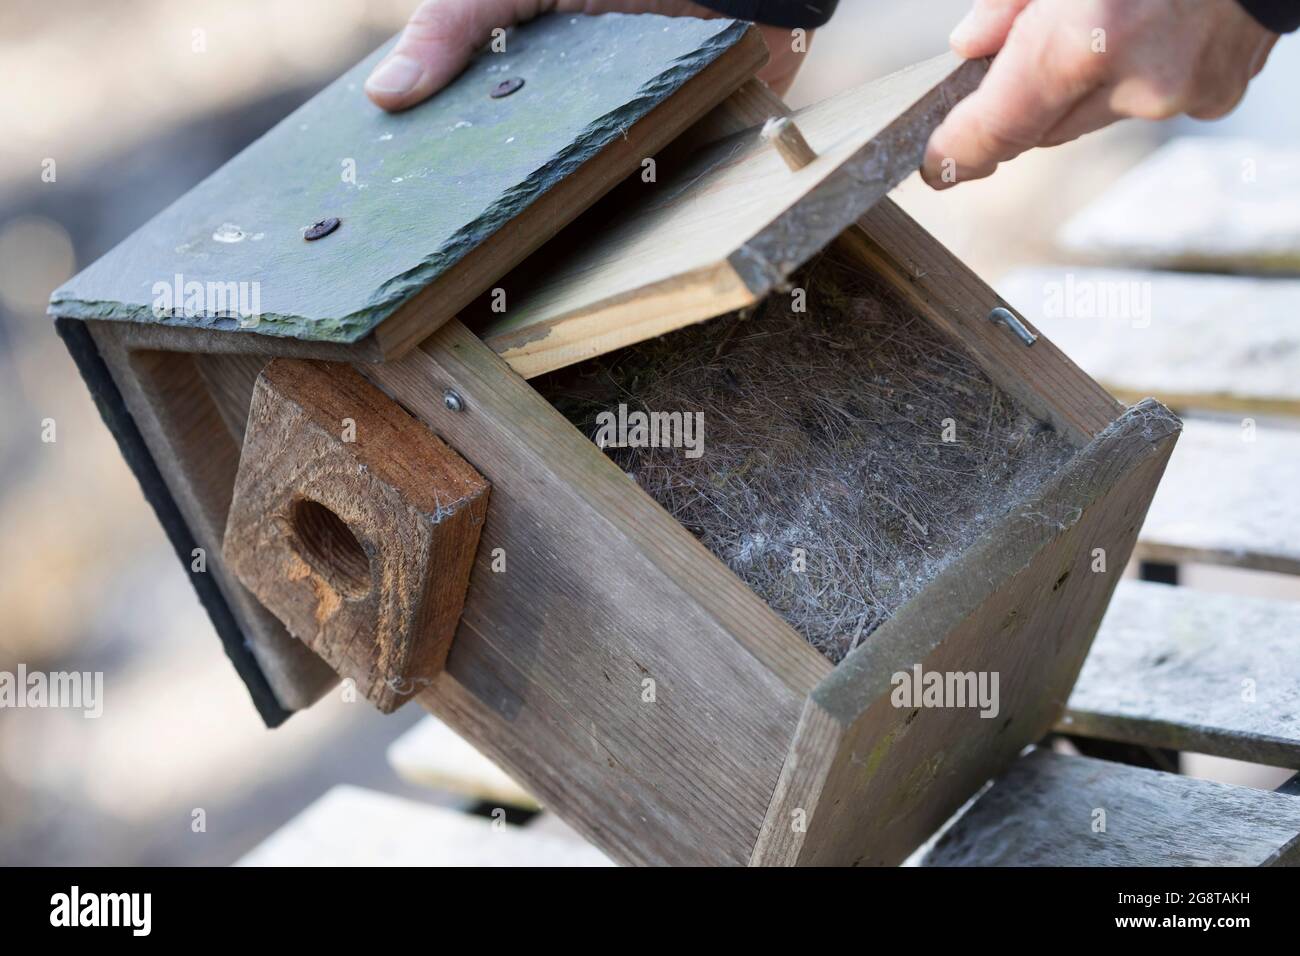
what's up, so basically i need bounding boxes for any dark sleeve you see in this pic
[1237,0,1300,32]
[694,0,839,28]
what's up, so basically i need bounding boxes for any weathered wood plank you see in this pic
[666,76,1121,448]
[387,716,538,809]
[923,749,1300,866]
[480,54,989,378]
[1058,580,1300,768]
[753,400,1180,865]
[671,76,791,152]
[92,319,384,364]
[366,319,829,866]
[1138,417,1300,575]
[192,352,266,443]
[86,323,338,711]
[50,15,763,356]
[237,786,612,867]
[843,206,1122,447]
[225,360,490,712]
[1000,267,1300,417]
[1058,137,1300,274]
[55,318,290,725]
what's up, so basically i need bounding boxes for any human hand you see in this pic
[922,0,1279,189]
[365,0,809,112]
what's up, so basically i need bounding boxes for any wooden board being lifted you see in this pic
[480,53,988,378]
[49,14,766,360]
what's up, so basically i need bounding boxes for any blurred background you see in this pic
[1,0,1297,864]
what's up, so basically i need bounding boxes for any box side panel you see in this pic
[752,400,1180,865]
[55,318,290,726]
[367,319,828,866]
[841,203,1123,446]
[84,321,338,714]
[480,55,989,379]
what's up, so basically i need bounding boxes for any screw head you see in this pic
[490,77,525,99]
[443,389,464,412]
[304,217,341,241]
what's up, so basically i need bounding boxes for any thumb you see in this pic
[365,0,519,112]
[948,0,1033,58]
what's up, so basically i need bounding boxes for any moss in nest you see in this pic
[535,250,1075,662]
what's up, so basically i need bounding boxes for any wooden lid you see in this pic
[48,14,766,360]
[478,53,988,379]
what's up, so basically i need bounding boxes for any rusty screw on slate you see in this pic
[443,389,464,412]
[304,217,341,241]
[490,77,525,99]
[988,307,1038,347]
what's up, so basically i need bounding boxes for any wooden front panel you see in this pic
[367,320,829,866]
[754,400,1181,865]
[86,323,337,711]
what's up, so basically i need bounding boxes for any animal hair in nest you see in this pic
[534,250,1074,663]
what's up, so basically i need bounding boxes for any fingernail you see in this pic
[365,54,423,95]
[949,10,978,49]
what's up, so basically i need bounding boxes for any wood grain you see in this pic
[224,360,490,712]
[1000,267,1300,418]
[840,205,1123,446]
[480,54,989,378]
[366,318,828,866]
[627,75,1121,448]
[86,323,338,711]
[670,76,793,153]
[1059,137,1300,274]
[193,351,267,442]
[1060,580,1300,768]
[752,400,1180,865]
[762,117,817,171]
[923,748,1300,866]
[1138,417,1300,575]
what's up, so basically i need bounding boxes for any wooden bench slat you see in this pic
[1056,137,1300,274]
[1058,580,1300,768]
[923,749,1300,866]
[999,267,1300,418]
[1137,418,1300,575]
[237,786,611,867]
[387,716,539,809]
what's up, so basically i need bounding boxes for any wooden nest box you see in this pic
[51,15,1179,865]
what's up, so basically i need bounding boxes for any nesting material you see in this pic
[535,252,1075,662]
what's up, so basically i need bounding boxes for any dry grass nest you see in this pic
[535,250,1073,662]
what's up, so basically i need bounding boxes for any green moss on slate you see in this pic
[48,14,748,345]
